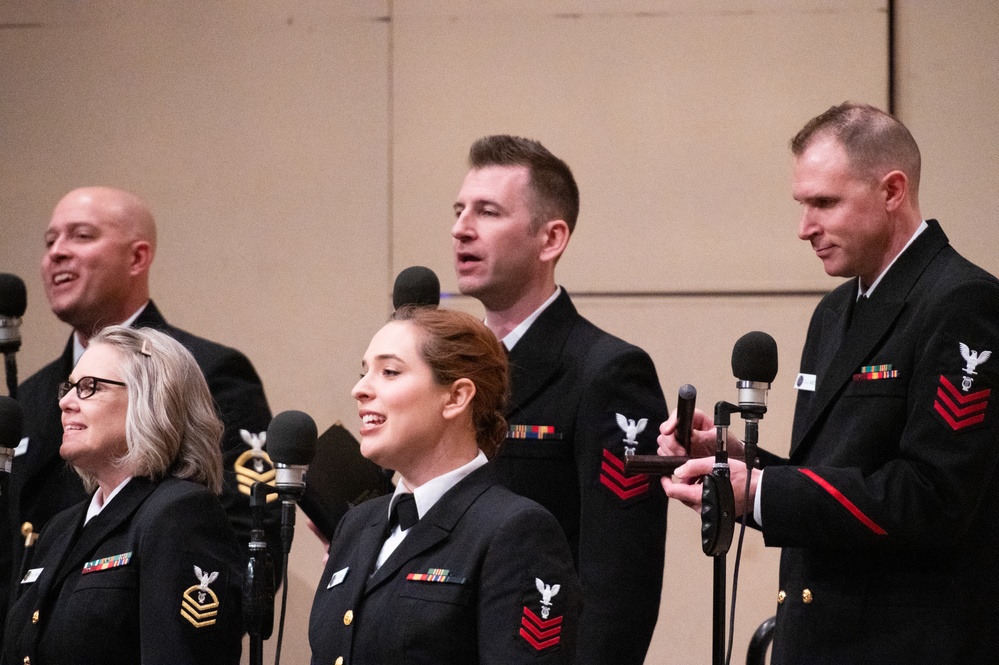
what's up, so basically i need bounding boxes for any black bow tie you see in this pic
[390,493,419,531]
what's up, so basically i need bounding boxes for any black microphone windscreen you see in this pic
[731,331,778,383]
[392,266,440,309]
[0,274,27,318]
[0,396,24,449]
[266,410,318,466]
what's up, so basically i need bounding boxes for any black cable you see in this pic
[724,440,757,665]
[725,478,754,665]
[5,354,17,399]
[274,552,290,665]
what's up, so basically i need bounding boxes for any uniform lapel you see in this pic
[791,221,949,456]
[506,290,576,414]
[47,478,157,589]
[22,503,87,603]
[793,299,905,456]
[12,340,75,506]
[133,300,169,329]
[351,502,395,586]
[815,289,854,380]
[364,465,494,595]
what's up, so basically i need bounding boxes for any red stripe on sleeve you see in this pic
[798,469,888,536]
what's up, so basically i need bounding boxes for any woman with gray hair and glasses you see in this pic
[3,326,244,665]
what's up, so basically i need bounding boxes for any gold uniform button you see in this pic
[777,590,786,604]
[335,658,344,665]
[802,589,813,604]
[31,610,39,624]
[343,610,353,625]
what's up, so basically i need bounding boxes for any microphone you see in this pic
[730,330,777,479]
[260,410,318,664]
[624,384,696,477]
[731,331,778,421]
[266,410,318,502]
[1,274,27,399]
[392,266,440,309]
[0,395,23,478]
[0,274,26,355]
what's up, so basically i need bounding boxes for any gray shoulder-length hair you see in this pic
[79,325,224,493]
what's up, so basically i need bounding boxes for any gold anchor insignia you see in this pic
[181,566,221,628]
[235,430,278,502]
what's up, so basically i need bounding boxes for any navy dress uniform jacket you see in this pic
[755,221,999,664]
[2,301,277,612]
[2,476,244,665]
[492,289,668,665]
[309,463,582,664]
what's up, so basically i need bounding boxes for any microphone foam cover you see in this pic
[0,273,27,318]
[392,266,440,309]
[731,331,778,383]
[266,410,318,466]
[0,396,24,449]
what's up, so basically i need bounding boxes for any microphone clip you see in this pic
[244,482,276,641]
[701,401,740,557]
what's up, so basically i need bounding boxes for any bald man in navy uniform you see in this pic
[2,187,277,640]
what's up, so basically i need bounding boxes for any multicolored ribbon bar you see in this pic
[853,364,898,381]
[508,425,561,440]
[406,568,466,584]
[82,551,133,574]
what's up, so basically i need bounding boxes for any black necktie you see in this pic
[390,493,419,531]
[849,295,870,330]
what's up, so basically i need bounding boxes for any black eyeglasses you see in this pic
[58,376,127,400]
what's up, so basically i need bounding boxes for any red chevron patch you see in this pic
[599,449,650,500]
[934,375,991,431]
[520,606,562,650]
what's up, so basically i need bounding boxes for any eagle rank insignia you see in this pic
[182,565,221,628]
[933,342,993,431]
[519,577,564,651]
[235,429,277,502]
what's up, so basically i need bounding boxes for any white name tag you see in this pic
[14,436,29,457]
[21,568,43,584]
[327,566,349,589]
[795,373,817,392]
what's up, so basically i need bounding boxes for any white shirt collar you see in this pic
[73,301,149,366]
[858,220,928,300]
[389,450,489,524]
[84,476,133,525]
[374,451,488,571]
[501,286,562,351]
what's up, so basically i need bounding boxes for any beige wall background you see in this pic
[1,1,996,663]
